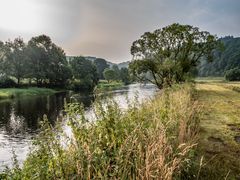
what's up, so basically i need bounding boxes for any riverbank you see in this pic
[195,81,240,179]
[0,87,58,100]
[95,80,125,92]
[1,84,199,179]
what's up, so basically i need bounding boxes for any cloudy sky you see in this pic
[0,0,239,63]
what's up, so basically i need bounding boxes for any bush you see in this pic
[225,68,240,81]
[0,76,17,88]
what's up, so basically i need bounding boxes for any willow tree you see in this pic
[129,23,221,89]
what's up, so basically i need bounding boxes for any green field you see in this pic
[0,87,58,100]
[196,80,240,179]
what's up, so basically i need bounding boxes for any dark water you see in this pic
[0,84,157,169]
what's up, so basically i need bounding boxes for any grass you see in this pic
[96,80,125,92]
[195,80,240,179]
[0,87,58,100]
[1,84,200,179]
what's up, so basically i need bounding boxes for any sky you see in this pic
[0,0,239,63]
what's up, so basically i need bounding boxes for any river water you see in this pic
[0,84,157,170]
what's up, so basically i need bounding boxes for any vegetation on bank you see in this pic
[1,84,200,179]
[195,81,240,179]
[0,87,58,99]
[95,80,124,92]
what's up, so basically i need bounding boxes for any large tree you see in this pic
[27,35,71,87]
[4,38,28,85]
[70,56,98,91]
[129,23,220,89]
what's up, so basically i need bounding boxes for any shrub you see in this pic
[225,68,240,81]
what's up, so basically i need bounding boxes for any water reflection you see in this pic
[0,84,157,169]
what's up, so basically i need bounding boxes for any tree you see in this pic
[120,67,130,85]
[70,56,98,91]
[112,65,120,80]
[47,44,72,87]
[198,36,240,77]
[94,58,109,79]
[103,68,115,83]
[225,68,240,81]
[129,23,220,89]
[27,35,52,86]
[27,35,71,87]
[4,38,28,85]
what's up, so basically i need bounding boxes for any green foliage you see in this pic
[70,56,98,91]
[198,36,240,77]
[3,84,199,179]
[112,65,120,80]
[119,67,130,85]
[103,68,116,82]
[130,23,220,89]
[0,35,72,88]
[225,68,240,81]
[0,87,57,99]
[1,38,28,85]
[0,75,16,88]
[27,35,72,87]
[94,58,109,79]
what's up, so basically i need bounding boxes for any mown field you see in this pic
[196,79,240,179]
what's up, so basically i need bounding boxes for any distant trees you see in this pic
[103,68,116,82]
[94,58,109,79]
[198,36,240,77]
[129,23,220,89]
[70,56,98,91]
[119,67,130,85]
[0,35,99,91]
[0,35,132,90]
[225,68,240,81]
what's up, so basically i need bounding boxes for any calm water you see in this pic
[0,84,157,169]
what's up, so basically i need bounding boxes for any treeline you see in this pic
[198,36,240,78]
[0,35,130,90]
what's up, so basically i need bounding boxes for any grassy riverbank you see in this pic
[95,80,124,92]
[195,80,240,179]
[0,88,58,100]
[1,84,199,179]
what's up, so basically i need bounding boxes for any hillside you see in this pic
[198,36,240,77]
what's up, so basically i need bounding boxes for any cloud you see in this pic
[0,0,239,62]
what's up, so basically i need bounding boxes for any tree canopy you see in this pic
[129,23,220,88]
[94,58,109,79]
[70,56,98,91]
[198,36,240,77]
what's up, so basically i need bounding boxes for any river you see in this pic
[0,84,157,170]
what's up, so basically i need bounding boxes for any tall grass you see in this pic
[1,84,200,179]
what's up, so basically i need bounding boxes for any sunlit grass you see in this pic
[0,88,57,100]
[196,82,240,179]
